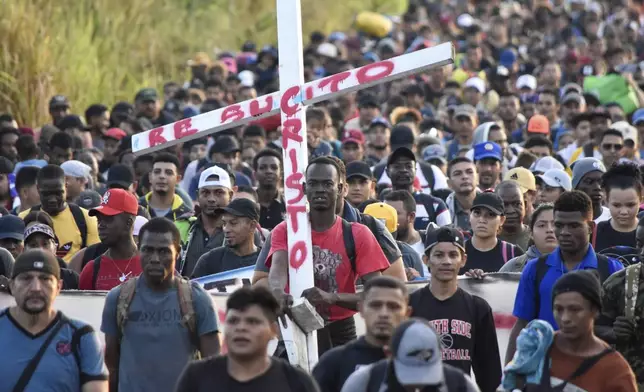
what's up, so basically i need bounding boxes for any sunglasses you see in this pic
[601,143,623,151]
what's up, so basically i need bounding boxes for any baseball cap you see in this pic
[89,189,139,216]
[472,191,505,215]
[342,129,366,146]
[215,198,260,221]
[538,169,572,191]
[199,165,233,190]
[505,167,536,193]
[107,164,135,189]
[611,121,638,145]
[49,95,69,109]
[135,88,158,102]
[364,203,398,233]
[104,128,127,141]
[238,70,255,88]
[530,156,565,174]
[561,92,585,106]
[390,319,444,386]
[358,94,379,109]
[11,249,60,280]
[423,227,465,253]
[369,117,391,130]
[473,142,502,162]
[453,104,477,121]
[346,161,373,181]
[499,49,517,68]
[24,223,57,243]
[211,136,241,154]
[75,190,103,210]
[464,77,486,94]
[60,160,91,179]
[632,108,644,126]
[0,215,25,241]
[572,157,606,189]
[422,144,447,164]
[516,74,537,91]
[389,125,416,150]
[133,216,149,237]
[527,115,550,134]
[562,83,584,96]
[387,147,416,167]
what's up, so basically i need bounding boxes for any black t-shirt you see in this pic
[191,246,261,278]
[461,239,524,273]
[312,336,385,392]
[594,220,637,253]
[175,356,320,392]
[409,286,502,392]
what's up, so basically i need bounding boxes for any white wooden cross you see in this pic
[132,0,454,371]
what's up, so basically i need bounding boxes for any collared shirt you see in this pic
[259,192,285,230]
[452,196,473,232]
[513,245,623,329]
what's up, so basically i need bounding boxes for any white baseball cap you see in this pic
[611,121,638,145]
[317,42,338,59]
[198,166,232,190]
[464,77,486,94]
[238,70,255,88]
[516,74,537,91]
[530,156,565,174]
[538,169,572,191]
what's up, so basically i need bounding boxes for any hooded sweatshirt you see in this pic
[498,245,542,273]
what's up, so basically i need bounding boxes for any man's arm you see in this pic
[382,257,407,281]
[198,331,221,357]
[252,272,269,286]
[472,299,502,392]
[82,381,108,392]
[596,273,624,344]
[329,271,381,311]
[252,233,272,286]
[268,249,289,296]
[505,318,528,365]
[69,248,87,273]
[104,335,120,392]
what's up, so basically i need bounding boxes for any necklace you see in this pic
[106,249,137,283]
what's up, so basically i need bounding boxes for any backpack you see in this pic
[30,204,88,249]
[115,277,200,356]
[373,161,436,193]
[533,254,611,318]
[366,360,468,392]
[501,241,516,264]
[81,243,109,271]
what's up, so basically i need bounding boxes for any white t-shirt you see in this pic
[595,206,611,224]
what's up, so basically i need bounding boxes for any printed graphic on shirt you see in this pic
[428,318,472,361]
[128,308,184,328]
[56,340,72,356]
[58,242,73,259]
[312,245,343,317]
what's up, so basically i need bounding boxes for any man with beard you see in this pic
[191,198,261,277]
[0,249,108,391]
[364,117,391,167]
[134,88,175,127]
[473,142,502,191]
[254,149,285,231]
[139,153,191,221]
[78,189,141,290]
[20,165,100,262]
[384,147,451,230]
[572,158,610,223]
[313,276,410,392]
[445,157,480,232]
[268,156,390,354]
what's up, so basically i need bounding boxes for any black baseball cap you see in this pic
[387,147,416,167]
[210,136,241,155]
[471,191,505,215]
[49,95,69,109]
[135,88,158,103]
[107,164,135,189]
[215,198,260,221]
[346,161,373,180]
[0,215,25,241]
[390,125,416,150]
[358,94,379,109]
[424,227,465,253]
[12,249,60,279]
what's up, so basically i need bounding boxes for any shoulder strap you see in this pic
[373,164,385,183]
[419,163,436,191]
[560,348,614,388]
[116,278,138,337]
[342,219,356,274]
[70,323,94,375]
[30,205,41,212]
[69,204,88,249]
[176,278,199,353]
[534,255,550,320]
[366,361,388,392]
[502,241,508,263]
[625,264,641,319]
[596,254,612,283]
[583,142,595,159]
[12,315,67,392]
[91,256,103,291]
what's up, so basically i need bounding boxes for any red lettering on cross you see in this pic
[286,205,307,233]
[289,240,307,270]
[282,118,303,148]
[285,173,304,204]
[173,118,197,140]
[356,61,395,84]
[148,127,167,147]
[280,86,301,117]
[250,96,273,117]
[221,104,244,123]
[317,72,351,93]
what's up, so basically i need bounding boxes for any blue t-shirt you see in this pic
[0,310,107,392]
[101,277,219,392]
[512,245,623,329]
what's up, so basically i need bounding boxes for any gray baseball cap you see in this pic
[391,319,444,386]
[571,158,606,189]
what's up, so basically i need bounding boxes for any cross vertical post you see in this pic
[276,0,318,370]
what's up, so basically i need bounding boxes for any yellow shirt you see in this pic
[20,205,99,263]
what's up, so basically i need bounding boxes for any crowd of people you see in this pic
[2,0,644,390]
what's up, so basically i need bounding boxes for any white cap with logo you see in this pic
[198,166,232,190]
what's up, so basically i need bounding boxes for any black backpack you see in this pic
[366,360,468,392]
[533,254,612,318]
[343,213,401,274]
[30,204,88,249]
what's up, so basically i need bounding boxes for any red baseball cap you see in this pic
[342,129,366,146]
[527,115,550,134]
[89,189,138,216]
[104,128,127,141]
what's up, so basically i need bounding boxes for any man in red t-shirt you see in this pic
[267,156,390,354]
[79,188,141,290]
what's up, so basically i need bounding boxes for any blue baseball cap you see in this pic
[422,144,447,164]
[499,49,517,69]
[633,108,644,125]
[473,142,502,162]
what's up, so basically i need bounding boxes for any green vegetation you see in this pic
[0,0,406,126]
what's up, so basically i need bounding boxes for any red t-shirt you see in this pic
[266,217,389,321]
[78,254,143,291]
